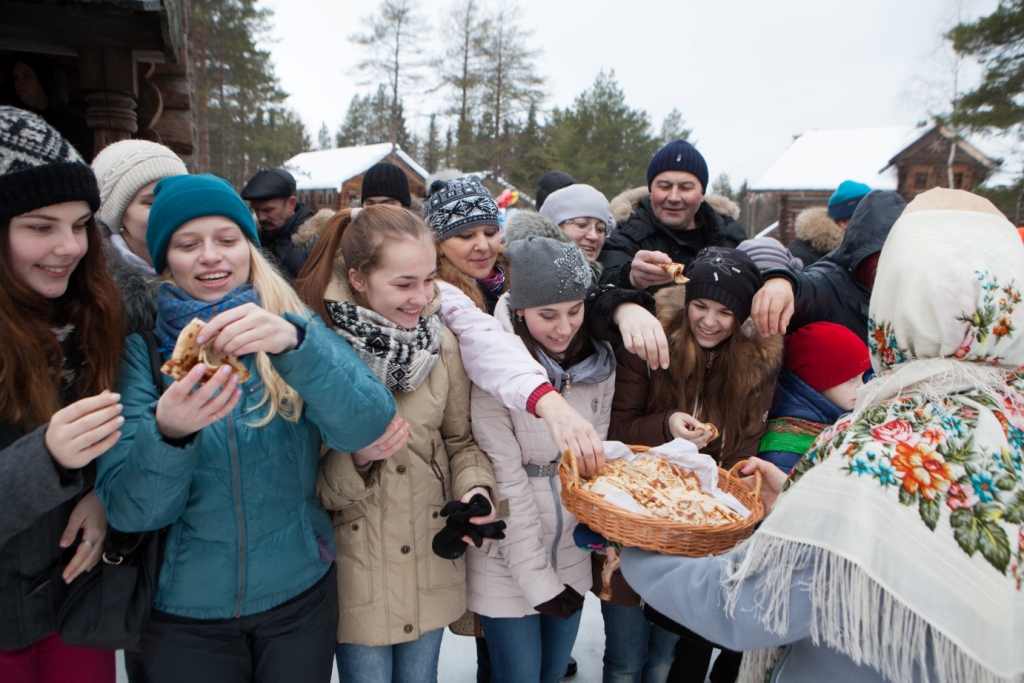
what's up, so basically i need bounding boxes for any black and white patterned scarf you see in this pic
[325,300,443,393]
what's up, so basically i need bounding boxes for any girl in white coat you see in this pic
[467,236,616,683]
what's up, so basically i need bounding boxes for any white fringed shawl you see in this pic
[730,205,1024,683]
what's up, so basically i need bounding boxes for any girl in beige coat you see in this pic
[467,236,616,683]
[296,206,498,683]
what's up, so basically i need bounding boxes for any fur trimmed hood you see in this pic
[609,186,739,223]
[794,207,843,255]
[291,208,335,250]
[503,211,603,281]
[103,241,160,337]
[654,283,784,405]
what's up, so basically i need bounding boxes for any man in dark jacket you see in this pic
[598,140,746,292]
[241,168,323,280]
[752,190,906,341]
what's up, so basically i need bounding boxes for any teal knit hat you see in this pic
[148,174,259,273]
[828,180,872,221]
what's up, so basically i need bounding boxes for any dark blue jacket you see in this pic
[97,312,395,619]
[759,366,845,472]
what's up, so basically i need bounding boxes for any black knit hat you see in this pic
[423,175,499,241]
[647,139,709,192]
[0,106,99,220]
[361,161,411,208]
[535,171,576,209]
[685,247,763,323]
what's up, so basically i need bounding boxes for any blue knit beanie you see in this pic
[646,140,709,192]
[148,174,259,273]
[827,180,872,221]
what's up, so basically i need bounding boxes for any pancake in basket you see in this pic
[582,456,739,526]
[160,318,251,385]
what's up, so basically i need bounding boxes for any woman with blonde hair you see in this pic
[95,174,395,683]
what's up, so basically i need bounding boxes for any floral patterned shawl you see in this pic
[729,190,1024,683]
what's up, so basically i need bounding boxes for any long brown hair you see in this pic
[0,215,124,428]
[295,205,433,325]
[436,250,511,313]
[647,292,781,461]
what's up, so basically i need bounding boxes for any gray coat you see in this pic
[0,422,90,649]
[620,547,934,683]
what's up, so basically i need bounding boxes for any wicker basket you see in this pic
[559,445,764,556]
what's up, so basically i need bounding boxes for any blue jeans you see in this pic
[335,628,444,683]
[600,602,679,683]
[478,611,583,683]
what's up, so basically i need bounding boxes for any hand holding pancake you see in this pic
[197,303,299,357]
[156,362,243,440]
[668,412,717,448]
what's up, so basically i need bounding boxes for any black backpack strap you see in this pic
[139,331,166,397]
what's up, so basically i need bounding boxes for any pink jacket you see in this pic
[437,280,548,413]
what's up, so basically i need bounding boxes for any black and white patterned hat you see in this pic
[0,106,99,220]
[505,235,593,310]
[423,175,500,241]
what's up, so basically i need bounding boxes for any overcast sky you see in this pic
[261,0,997,188]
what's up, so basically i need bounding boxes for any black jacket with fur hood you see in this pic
[260,204,334,280]
[787,207,844,266]
[599,188,747,292]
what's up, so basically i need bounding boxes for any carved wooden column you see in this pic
[79,47,138,153]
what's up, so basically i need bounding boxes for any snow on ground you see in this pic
[117,593,716,682]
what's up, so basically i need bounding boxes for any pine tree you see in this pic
[316,121,333,150]
[660,108,692,144]
[711,173,734,200]
[335,85,414,150]
[477,4,544,175]
[350,0,428,152]
[439,0,489,151]
[422,114,441,173]
[547,70,660,198]
[507,102,551,194]
[189,0,306,187]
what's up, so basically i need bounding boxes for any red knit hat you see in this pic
[785,322,870,393]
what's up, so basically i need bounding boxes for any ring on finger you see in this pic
[82,539,94,548]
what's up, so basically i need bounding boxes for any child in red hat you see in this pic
[758,322,870,472]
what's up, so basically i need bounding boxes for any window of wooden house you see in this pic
[953,173,964,189]
[914,171,929,189]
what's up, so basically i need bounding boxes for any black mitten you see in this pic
[533,585,585,619]
[431,494,507,560]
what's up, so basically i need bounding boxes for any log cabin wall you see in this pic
[889,127,995,204]
[0,0,193,164]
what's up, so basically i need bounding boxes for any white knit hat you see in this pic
[91,140,187,232]
[539,184,614,233]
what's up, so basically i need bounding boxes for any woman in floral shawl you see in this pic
[619,188,1024,683]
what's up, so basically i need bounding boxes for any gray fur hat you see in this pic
[503,211,603,281]
[539,184,614,233]
[505,235,593,310]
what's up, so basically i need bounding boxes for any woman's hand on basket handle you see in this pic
[739,457,787,515]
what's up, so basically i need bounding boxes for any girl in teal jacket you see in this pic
[95,175,395,683]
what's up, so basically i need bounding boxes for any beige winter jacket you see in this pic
[466,295,613,618]
[316,264,497,646]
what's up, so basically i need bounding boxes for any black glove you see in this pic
[533,585,585,619]
[431,493,507,560]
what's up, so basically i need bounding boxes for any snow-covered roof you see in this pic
[752,126,925,192]
[283,143,428,191]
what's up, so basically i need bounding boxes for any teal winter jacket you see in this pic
[96,312,395,620]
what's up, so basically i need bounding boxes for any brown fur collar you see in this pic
[609,186,739,223]
[292,208,336,249]
[652,284,784,456]
[794,207,843,255]
[436,250,512,312]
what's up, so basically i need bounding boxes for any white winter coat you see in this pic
[466,295,614,618]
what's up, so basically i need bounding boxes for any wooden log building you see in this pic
[0,0,194,163]
[285,143,428,210]
[749,124,1003,242]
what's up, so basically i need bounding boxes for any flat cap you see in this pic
[240,168,297,200]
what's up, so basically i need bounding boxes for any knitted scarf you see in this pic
[154,283,259,355]
[325,300,442,393]
[729,197,1024,683]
